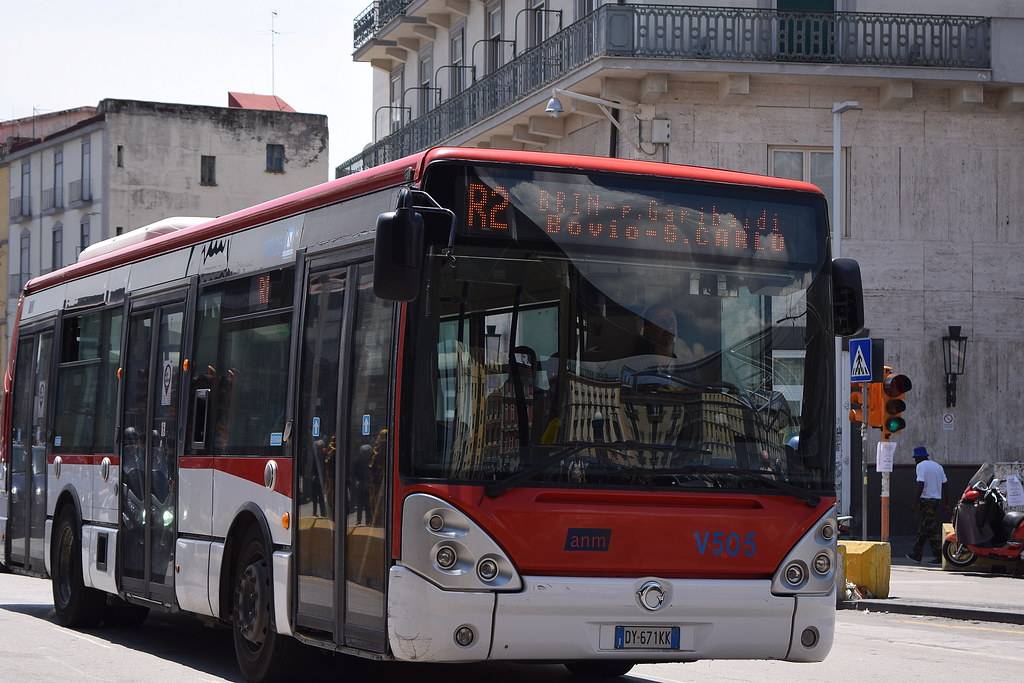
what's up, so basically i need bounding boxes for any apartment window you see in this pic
[54,149,64,208]
[266,144,285,173]
[80,216,91,254]
[52,223,64,270]
[449,26,466,96]
[770,147,844,235]
[81,138,92,199]
[486,2,504,74]
[201,155,217,186]
[21,161,30,215]
[117,145,124,168]
[418,49,434,116]
[19,230,31,288]
[576,0,597,20]
[389,68,405,134]
[528,0,547,49]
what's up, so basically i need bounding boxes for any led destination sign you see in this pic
[459,167,822,265]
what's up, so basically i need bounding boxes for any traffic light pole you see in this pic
[880,433,891,542]
[860,381,868,540]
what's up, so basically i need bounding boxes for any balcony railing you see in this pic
[70,178,92,205]
[354,0,412,51]
[42,188,55,212]
[9,197,30,220]
[354,2,380,51]
[340,5,990,177]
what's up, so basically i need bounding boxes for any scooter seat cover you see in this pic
[1002,511,1024,536]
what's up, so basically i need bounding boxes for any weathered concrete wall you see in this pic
[102,100,327,235]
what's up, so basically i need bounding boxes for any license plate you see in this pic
[614,625,680,650]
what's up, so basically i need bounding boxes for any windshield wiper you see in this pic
[483,440,708,498]
[653,465,821,507]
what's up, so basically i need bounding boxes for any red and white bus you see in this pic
[0,148,862,681]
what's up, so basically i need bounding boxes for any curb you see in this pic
[840,599,1024,626]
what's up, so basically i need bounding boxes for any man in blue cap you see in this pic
[907,446,947,564]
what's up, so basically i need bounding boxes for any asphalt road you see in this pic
[2,569,1023,682]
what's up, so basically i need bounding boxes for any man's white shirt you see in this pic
[916,459,947,500]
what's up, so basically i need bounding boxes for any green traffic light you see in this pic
[886,417,906,433]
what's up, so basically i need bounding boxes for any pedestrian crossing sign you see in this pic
[850,338,872,382]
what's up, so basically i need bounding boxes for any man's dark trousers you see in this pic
[912,499,943,560]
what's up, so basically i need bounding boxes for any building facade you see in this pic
[344,0,1024,537]
[2,97,328,373]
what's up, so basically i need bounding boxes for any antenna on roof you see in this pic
[271,10,279,95]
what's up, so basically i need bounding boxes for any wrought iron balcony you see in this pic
[354,2,379,52]
[339,4,991,176]
[354,0,412,51]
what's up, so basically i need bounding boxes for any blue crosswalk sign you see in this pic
[850,338,872,382]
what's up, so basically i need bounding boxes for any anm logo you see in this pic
[564,528,612,552]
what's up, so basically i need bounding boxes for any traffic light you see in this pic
[849,385,864,423]
[881,366,912,439]
[867,381,884,429]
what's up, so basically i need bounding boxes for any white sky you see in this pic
[1,0,374,179]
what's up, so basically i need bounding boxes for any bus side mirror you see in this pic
[373,190,425,301]
[832,257,864,337]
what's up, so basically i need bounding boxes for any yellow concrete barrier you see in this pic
[838,540,891,598]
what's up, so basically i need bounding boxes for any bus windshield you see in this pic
[405,164,834,494]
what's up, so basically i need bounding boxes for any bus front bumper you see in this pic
[386,566,834,663]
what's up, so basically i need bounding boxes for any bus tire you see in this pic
[51,506,105,627]
[564,661,636,678]
[232,527,293,683]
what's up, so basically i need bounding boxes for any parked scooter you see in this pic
[943,463,1024,568]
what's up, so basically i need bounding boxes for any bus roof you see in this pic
[25,147,824,296]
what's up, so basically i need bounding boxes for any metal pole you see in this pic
[881,432,891,542]
[832,101,859,525]
[860,381,868,540]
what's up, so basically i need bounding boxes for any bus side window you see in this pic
[53,309,122,455]
[187,269,294,457]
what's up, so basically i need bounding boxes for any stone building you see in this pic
[342,0,1024,537]
[2,95,328,372]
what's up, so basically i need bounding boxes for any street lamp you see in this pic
[831,100,859,522]
[544,88,657,156]
[942,325,968,407]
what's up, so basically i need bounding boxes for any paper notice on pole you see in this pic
[876,441,896,473]
[1007,475,1024,508]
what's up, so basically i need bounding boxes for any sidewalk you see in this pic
[843,561,1024,624]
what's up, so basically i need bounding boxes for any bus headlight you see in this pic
[436,546,458,570]
[772,505,837,596]
[784,562,806,587]
[402,493,522,592]
[476,557,499,582]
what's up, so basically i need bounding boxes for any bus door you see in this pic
[293,249,390,652]
[6,323,55,574]
[119,291,186,604]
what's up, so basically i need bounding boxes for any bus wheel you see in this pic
[564,661,636,678]
[232,528,292,683]
[51,507,104,627]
